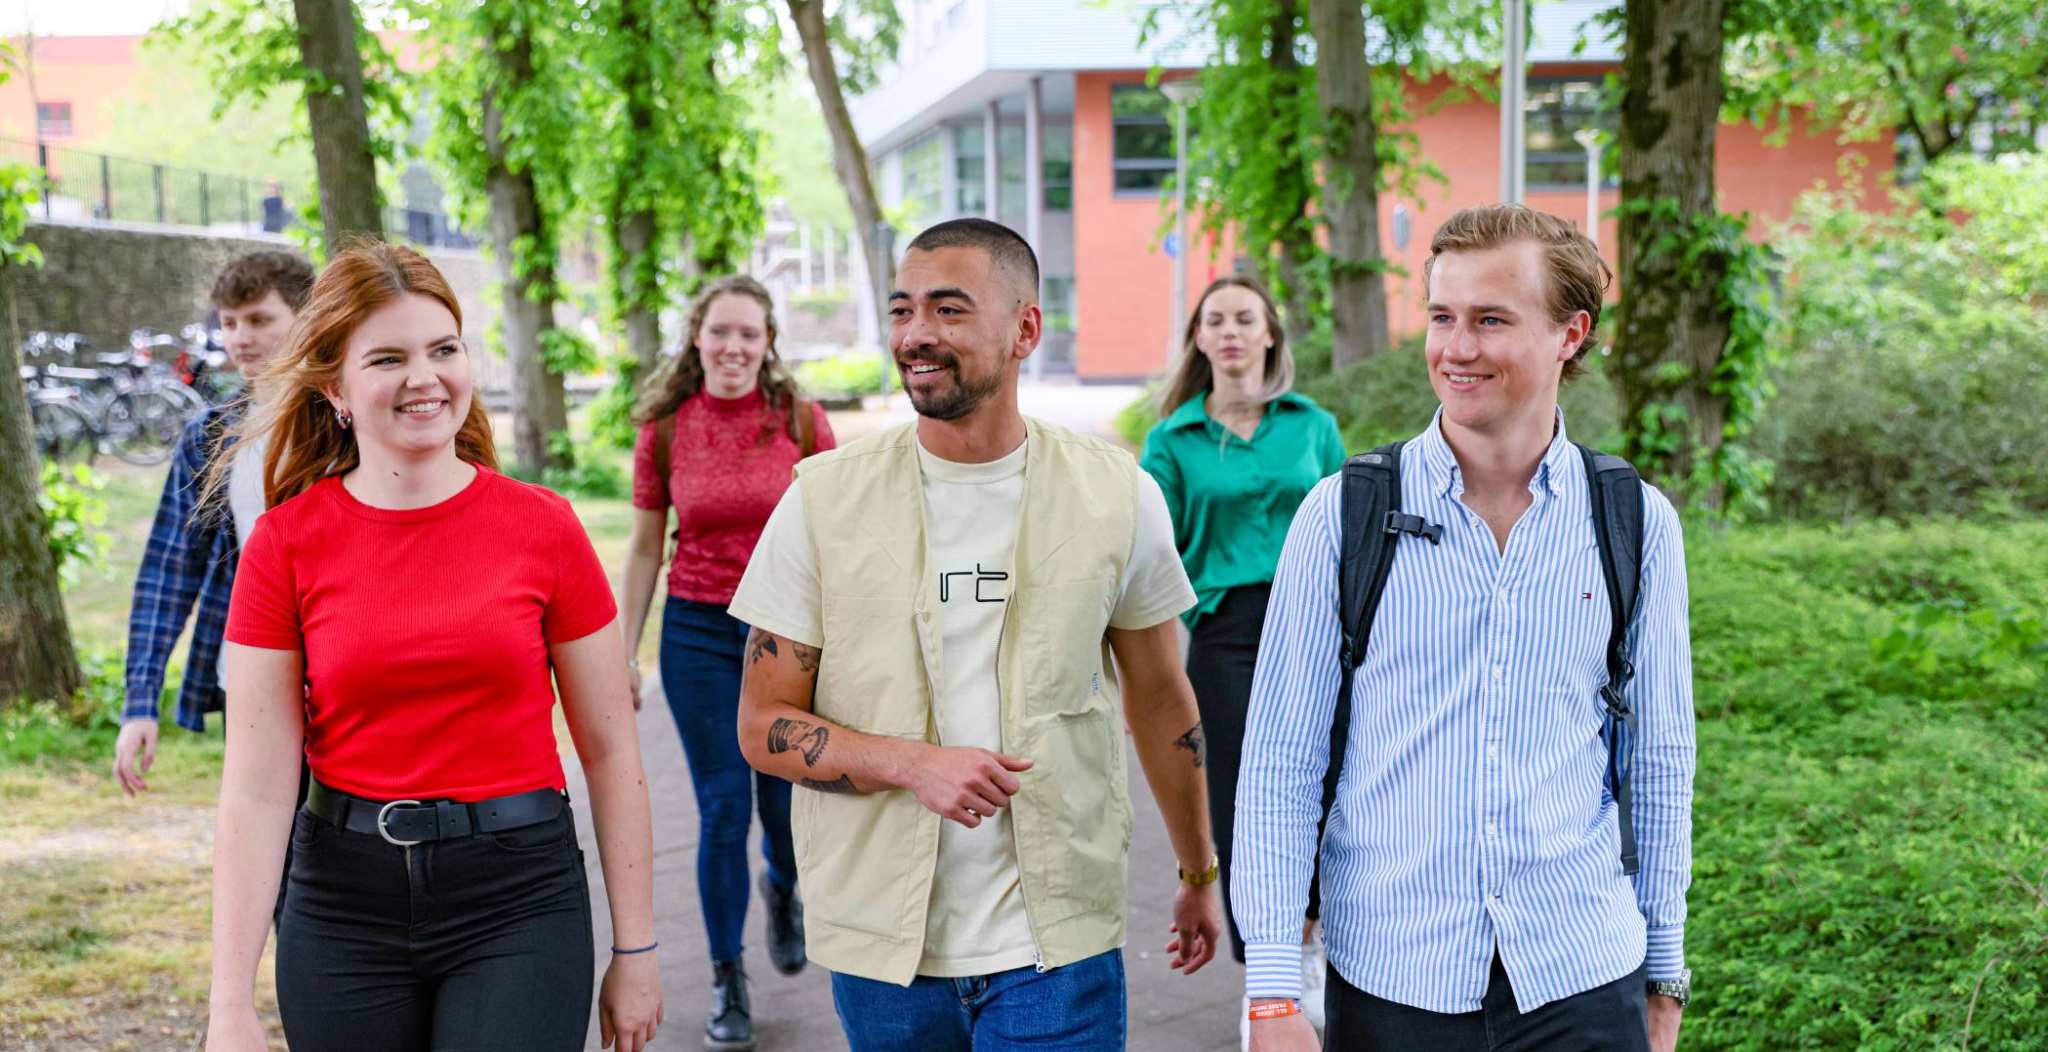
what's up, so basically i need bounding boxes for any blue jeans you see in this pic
[658,598,796,963]
[830,949,1127,1052]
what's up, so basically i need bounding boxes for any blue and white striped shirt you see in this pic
[1232,413,1694,1014]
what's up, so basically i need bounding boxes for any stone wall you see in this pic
[3,220,507,389]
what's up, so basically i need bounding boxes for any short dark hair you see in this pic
[211,250,316,312]
[903,218,1040,302]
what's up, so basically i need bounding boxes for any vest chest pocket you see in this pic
[817,594,930,737]
[1012,578,1118,719]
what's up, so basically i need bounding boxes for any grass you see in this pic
[1,449,653,1049]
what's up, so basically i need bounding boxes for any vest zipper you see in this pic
[992,588,1049,974]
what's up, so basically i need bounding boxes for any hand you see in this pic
[1648,994,1683,1052]
[627,664,644,712]
[598,952,664,1052]
[114,718,159,796]
[898,743,1033,828]
[1162,880,1223,974]
[1248,1010,1318,1052]
[203,1003,268,1052]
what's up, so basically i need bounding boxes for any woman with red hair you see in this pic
[203,243,664,1052]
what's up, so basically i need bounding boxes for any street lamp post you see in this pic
[1573,127,1603,246]
[1161,79,1202,367]
[1499,0,1527,204]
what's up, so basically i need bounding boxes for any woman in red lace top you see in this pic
[617,275,834,1047]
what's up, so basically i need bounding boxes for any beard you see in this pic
[901,349,1003,421]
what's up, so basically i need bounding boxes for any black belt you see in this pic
[304,779,566,846]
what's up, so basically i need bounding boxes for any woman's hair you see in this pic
[1157,274,1296,417]
[203,241,497,510]
[631,275,807,443]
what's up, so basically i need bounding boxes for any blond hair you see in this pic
[1423,204,1612,381]
[1158,274,1296,416]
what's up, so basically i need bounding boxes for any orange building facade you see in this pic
[856,1,1895,381]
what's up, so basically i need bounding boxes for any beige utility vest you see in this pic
[792,417,1140,985]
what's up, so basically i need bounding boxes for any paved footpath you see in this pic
[567,380,1245,1050]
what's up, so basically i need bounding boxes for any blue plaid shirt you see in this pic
[123,403,243,732]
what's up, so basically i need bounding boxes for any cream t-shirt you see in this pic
[729,433,1194,976]
[217,435,269,685]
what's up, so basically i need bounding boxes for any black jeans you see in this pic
[1325,955,1650,1052]
[1186,582,1271,963]
[274,802,596,1052]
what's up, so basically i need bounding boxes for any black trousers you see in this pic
[274,803,595,1052]
[1325,955,1650,1052]
[1186,582,1272,964]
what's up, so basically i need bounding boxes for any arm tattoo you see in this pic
[792,642,821,673]
[767,717,830,767]
[1174,723,1207,769]
[746,628,779,665]
[800,774,857,793]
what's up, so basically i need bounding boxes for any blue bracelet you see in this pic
[612,941,659,955]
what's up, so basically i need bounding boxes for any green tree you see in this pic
[0,51,82,707]
[1150,0,1491,368]
[785,0,899,360]
[1730,0,2047,168]
[81,32,316,194]
[417,0,578,474]
[160,0,406,252]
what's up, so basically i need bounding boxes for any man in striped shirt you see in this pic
[1235,205,1695,1052]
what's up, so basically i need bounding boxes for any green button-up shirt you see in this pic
[1139,391,1347,630]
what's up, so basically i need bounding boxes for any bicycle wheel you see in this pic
[99,389,184,466]
[31,399,97,466]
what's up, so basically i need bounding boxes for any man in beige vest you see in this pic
[731,218,1224,1050]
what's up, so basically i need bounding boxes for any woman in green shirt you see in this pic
[1139,275,1346,970]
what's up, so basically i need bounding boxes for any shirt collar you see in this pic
[1161,390,1313,432]
[1418,407,1575,499]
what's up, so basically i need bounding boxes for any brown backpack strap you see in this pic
[792,397,816,458]
[653,413,675,486]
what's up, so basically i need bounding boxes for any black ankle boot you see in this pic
[706,958,754,1051]
[759,872,807,976]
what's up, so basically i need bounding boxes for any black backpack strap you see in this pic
[1578,443,1646,877]
[1322,442,1407,864]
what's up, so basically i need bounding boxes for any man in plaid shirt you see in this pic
[113,251,313,795]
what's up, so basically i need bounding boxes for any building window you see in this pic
[954,125,986,214]
[1524,79,1615,189]
[1042,276,1076,334]
[1111,85,1176,193]
[1044,124,1073,210]
[37,101,73,139]
[899,131,945,224]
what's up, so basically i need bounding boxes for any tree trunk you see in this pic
[292,0,382,251]
[0,280,82,707]
[1308,0,1391,370]
[1614,0,1730,504]
[787,0,894,378]
[611,0,664,379]
[479,12,567,475]
[1269,0,1318,357]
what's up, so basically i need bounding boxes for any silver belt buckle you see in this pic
[376,799,425,846]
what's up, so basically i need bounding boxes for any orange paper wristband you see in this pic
[1247,1000,1300,1022]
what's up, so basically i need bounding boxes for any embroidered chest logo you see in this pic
[939,564,1010,603]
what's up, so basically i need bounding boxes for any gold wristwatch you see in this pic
[1178,854,1221,886]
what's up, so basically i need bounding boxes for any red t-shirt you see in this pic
[631,388,835,604]
[225,466,617,802]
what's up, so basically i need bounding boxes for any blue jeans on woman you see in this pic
[830,949,1127,1052]
[659,597,796,962]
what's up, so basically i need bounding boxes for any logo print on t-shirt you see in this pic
[939,564,1009,604]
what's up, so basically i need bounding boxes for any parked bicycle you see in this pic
[19,330,205,466]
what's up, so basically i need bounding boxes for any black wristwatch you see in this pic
[1646,968,1691,1008]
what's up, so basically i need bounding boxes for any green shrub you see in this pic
[795,351,886,397]
[40,463,111,585]
[1758,154,2048,521]
[1682,520,2047,1049]
[1114,385,1160,449]
[1,651,124,767]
